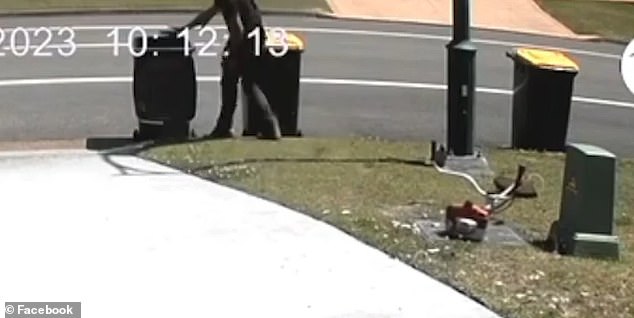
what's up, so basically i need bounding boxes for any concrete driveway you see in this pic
[327,0,577,37]
[0,147,501,318]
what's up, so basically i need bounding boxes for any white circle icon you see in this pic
[621,39,634,96]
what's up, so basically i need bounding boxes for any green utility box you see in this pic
[506,48,579,151]
[548,143,621,260]
[242,31,305,137]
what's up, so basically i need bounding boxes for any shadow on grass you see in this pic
[85,136,188,154]
[530,239,556,253]
[83,136,434,178]
[188,156,433,173]
[85,137,139,151]
[85,136,185,176]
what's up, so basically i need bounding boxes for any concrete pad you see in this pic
[441,154,494,181]
[327,0,577,38]
[0,149,500,318]
[416,220,528,246]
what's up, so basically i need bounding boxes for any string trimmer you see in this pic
[430,142,527,241]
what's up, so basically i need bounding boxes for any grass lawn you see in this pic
[536,0,634,42]
[0,0,330,12]
[141,137,633,318]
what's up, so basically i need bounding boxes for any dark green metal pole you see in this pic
[446,0,476,156]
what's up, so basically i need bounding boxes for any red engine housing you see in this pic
[445,201,491,241]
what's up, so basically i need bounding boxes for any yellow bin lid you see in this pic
[266,30,305,51]
[516,48,579,71]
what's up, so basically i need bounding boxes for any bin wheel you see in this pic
[281,129,303,137]
[136,122,163,141]
[133,129,147,142]
[242,130,258,137]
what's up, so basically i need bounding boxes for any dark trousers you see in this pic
[215,36,276,133]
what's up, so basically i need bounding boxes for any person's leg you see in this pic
[242,51,281,140]
[209,50,241,138]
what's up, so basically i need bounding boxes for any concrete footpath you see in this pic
[327,0,577,38]
[0,147,501,318]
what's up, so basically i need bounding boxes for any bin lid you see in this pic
[266,30,305,51]
[515,48,579,71]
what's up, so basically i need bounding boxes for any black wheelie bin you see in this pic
[132,31,197,141]
[506,48,580,151]
[242,30,305,137]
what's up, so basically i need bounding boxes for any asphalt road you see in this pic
[0,13,633,156]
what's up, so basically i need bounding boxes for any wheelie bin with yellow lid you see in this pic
[242,30,305,137]
[506,48,580,151]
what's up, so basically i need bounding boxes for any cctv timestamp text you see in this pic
[107,26,291,58]
[0,26,77,57]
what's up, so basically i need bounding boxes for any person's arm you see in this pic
[181,2,220,30]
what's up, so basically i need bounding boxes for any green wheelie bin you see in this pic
[506,48,580,151]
